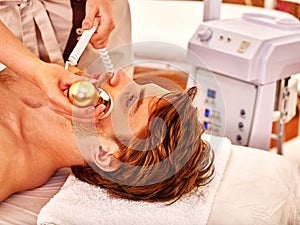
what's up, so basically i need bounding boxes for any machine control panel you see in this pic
[196,25,252,55]
[188,14,300,85]
[188,67,257,146]
[193,24,258,58]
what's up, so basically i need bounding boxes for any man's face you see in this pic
[98,69,169,139]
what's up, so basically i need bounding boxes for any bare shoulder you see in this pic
[0,127,23,202]
[0,68,47,108]
[0,125,55,202]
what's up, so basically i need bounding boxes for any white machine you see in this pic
[188,3,300,150]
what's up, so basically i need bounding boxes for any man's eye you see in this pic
[126,94,136,107]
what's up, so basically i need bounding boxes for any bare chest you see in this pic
[0,71,62,201]
[0,129,55,202]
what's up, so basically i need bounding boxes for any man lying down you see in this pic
[0,67,300,224]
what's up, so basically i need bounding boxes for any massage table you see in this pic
[1,136,300,225]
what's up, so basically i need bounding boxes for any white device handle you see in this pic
[66,26,114,72]
[68,26,96,66]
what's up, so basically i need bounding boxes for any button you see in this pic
[236,135,242,142]
[76,28,83,35]
[203,121,209,129]
[238,122,244,129]
[205,109,210,117]
[240,109,246,117]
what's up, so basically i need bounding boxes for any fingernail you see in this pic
[89,79,98,84]
[82,22,90,30]
[99,105,106,111]
[88,107,95,113]
[82,26,89,31]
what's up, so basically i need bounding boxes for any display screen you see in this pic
[207,89,216,99]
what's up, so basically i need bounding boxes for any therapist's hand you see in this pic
[33,62,102,122]
[0,21,103,122]
[82,0,115,49]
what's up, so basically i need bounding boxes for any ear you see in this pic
[187,86,197,101]
[92,140,121,172]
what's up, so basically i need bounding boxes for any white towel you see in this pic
[37,135,231,225]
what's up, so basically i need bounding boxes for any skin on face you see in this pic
[98,69,169,140]
[75,69,170,173]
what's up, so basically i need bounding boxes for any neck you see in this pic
[70,121,102,164]
[43,118,86,169]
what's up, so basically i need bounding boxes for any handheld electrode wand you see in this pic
[65,26,115,72]
[65,26,114,119]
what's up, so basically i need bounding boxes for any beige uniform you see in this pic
[0,0,132,72]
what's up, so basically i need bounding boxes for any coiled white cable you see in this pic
[98,48,115,72]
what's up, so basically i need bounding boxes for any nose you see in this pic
[109,69,132,87]
[102,69,133,102]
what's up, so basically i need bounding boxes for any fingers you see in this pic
[82,1,98,30]
[91,14,115,49]
[59,74,82,90]
[47,70,107,123]
[36,62,105,123]
[87,18,114,49]
[49,91,107,123]
[50,102,104,123]
[95,104,107,120]
[90,36,109,50]
[71,104,107,123]
[82,0,115,49]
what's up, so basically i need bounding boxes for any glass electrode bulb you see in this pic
[68,80,113,119]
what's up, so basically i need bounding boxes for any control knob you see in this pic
[197,26,212,42]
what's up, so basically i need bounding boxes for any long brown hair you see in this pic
[72,86,214,203]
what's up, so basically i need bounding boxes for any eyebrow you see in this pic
[132,88,145,115]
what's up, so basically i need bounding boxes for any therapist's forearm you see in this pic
[0,21,46,85]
